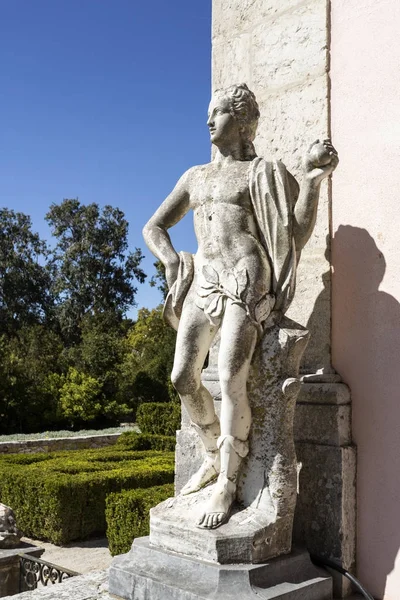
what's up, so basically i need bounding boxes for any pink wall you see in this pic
[331,2,400,599]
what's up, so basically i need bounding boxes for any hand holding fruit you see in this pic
[303,139,339,184]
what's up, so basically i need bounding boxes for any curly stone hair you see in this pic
[214,83,260,160]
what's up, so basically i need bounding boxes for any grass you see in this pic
[0,425,139,443]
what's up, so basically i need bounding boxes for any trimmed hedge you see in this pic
[0,445,174,544]
[136,402,181,436]
[106,484,174,556]
[116,432,176,451]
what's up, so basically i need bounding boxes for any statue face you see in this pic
[207,95,240,146]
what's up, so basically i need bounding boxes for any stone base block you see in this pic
[0,544,44,597]
[109,537,332,600]
[149,486,294,564]
[293,443,356,598]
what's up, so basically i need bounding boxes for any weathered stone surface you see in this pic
[294,404,351,446]
[212,0,332,374]
[176,383,352,493]
[177,380,356,596]
[252,3,327,92]
[212,0,311,41]
[0,504,22,549]
[0,434,121,455]
[294,443,356,597]
[109,537,332,599]
[150,488,294,564]
[169,317,309,562]
[298,383,351,405]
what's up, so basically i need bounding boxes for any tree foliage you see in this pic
[0,200,177,434]
[46,199,146,341]
[150,260,169,301]
[125,306,177,403]
[0,209,52,335]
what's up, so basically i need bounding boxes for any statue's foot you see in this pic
[196,476,236,529]
[180,453,220,495]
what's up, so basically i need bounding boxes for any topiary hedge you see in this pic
[0,445,174,544]
[116,431,176,451]
[136,402,181,436]
[106,483,174,556]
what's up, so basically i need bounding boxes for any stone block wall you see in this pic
[211,1,356,596]
[212,0,332,374]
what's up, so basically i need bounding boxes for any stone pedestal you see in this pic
[150,487,294,565]
[294,383,356,598]
[109,537,332,600]
[173,317,309,564]
[0,544,44,598]
[109,318,331,600]
[176,375,355,598]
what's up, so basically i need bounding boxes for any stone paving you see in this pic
[2,570,112,600]
[21,537,113,574]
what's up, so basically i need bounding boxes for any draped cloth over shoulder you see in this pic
[163,251,194,331]
[248,158,299,329]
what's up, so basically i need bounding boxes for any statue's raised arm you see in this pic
[294,139,339,251]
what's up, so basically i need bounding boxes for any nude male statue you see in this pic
[143,84,338,530]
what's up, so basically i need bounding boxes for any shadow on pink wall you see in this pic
[332,224,400,600]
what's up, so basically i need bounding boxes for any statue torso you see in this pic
[187,160,272,309]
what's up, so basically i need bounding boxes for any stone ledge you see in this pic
[1,570,112,600]
[298,383,351,405]
[0,434,121,455]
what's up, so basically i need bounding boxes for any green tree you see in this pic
[0,209,52,335]
[150,260,169,301]
[58,367,104,424]
[0,326,63,433]
[46,199,146,342]
[61,313,135,423]
[125,306,177,404]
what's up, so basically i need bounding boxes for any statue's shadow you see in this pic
[332,225,400,599]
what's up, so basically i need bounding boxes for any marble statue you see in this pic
[143,83,338,532]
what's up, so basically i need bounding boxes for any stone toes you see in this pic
[211,514,218,528]
[206,515,214,528]
[197,510,229,529]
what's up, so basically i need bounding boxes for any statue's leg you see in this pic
[198,302,257,529]
[171,299,221,495]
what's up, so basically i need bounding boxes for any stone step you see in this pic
[2,569,365,600]
[109,537,333,600]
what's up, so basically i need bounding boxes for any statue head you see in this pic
[211,83,260,160]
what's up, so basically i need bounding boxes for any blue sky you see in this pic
[1,0,212,313]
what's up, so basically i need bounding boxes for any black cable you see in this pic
[310,554,375,600]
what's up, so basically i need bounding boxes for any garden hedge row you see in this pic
[116,432,176,451]
[106,483,174,556]
[0,441,174,544]
[136,402,181,436]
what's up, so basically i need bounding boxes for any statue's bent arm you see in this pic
[143,170,192,285]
